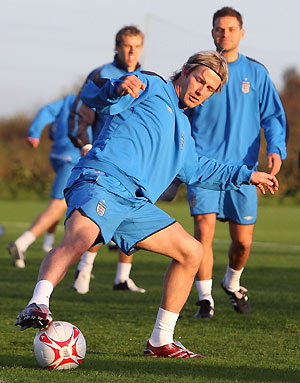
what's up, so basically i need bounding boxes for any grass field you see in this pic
[0,199,300,383]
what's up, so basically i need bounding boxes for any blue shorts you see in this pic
[64,168,176,254]
[187,183,257,225]
[50,159,75,199]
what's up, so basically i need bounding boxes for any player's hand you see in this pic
[250,171,279,195]
[27,137,40,148]
[117,75,146,98]
[81,144,92,157]
[268,153,282,176]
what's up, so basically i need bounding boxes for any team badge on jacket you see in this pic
[96,201,106,216]
[241,78,250,94]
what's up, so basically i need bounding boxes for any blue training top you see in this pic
[78,71,253,204]
[28,94,81,164]
[190,54,287,167]
[68,56,143,148]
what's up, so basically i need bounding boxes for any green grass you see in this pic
[0,199,300,383]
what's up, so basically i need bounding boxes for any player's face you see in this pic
[212,16,245,54]
[116,35,143,72]
[178,66,221,109]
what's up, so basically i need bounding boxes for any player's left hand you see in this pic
[27,137,40,149]
[268,153,282,176]
[117,75,146,98]
[250,171,279,195]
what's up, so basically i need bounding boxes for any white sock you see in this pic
[15,230,36,252]
[224,264,244,292]
[43,233,55,248]
[28,280,54,307]
[149,308,179,347]
[114,262,132,284]
[195,279,214,307]
[77,251,97,273]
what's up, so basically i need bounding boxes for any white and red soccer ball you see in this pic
[33,321,86,370]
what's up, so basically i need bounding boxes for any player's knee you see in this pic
[232,238,252,253]
[182,239,202,271]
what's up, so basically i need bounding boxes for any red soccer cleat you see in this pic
[15,303,53,331]
[144,340,204,358]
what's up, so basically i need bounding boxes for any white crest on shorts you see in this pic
[241,78,250,94]
[243,216,253,221]
[97,201,106,216]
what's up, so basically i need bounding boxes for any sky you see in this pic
[1,0,299,118]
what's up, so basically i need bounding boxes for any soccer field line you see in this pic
[2,221,300,252]
[1,221,65,232]
[214,238,300,251]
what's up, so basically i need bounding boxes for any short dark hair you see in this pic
[212,7,243,28]
[115,25,144,47]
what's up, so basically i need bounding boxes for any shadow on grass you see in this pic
[2,355,299,383]
[85,357,300,383]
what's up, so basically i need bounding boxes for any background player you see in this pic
[188,7,287,318]
[69,25,145,294]
[8,94,80,268]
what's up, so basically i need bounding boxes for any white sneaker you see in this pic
[113,278,146,293]
[8,243,25,268]
[73,269,92,294]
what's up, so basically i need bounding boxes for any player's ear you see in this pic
[240,28,245,40]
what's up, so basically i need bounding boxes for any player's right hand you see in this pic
[250,171,279,195]
[81,144,93,157]
[27,137,40,149]
[117,75,146,98]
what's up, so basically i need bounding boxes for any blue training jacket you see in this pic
[78,71,253,204]
[190,54,287,167]
[28,94,81,164]
[68,55,143,148]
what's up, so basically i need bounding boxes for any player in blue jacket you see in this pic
[15,51,278,358]
[68,25,145,295]
[8,94,81,268]
[188,7,287,319]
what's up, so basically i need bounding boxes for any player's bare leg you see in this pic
[193,213,216,318]
[29,198,67,238]
[137,222,204,357]
[15,210,100,330]
[221,222,254,314]
[8,198,67,268]
[38,210,100,286]
[138,222,201,312]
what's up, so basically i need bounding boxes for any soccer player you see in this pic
[15,51,279,358]
[8,94,80,268]
[68,25,145,294]
[188,7,287,319]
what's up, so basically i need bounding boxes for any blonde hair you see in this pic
[171,51,228,92]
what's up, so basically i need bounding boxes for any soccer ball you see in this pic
[33,321,86,370]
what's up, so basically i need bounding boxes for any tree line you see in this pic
[0,67,299,202]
